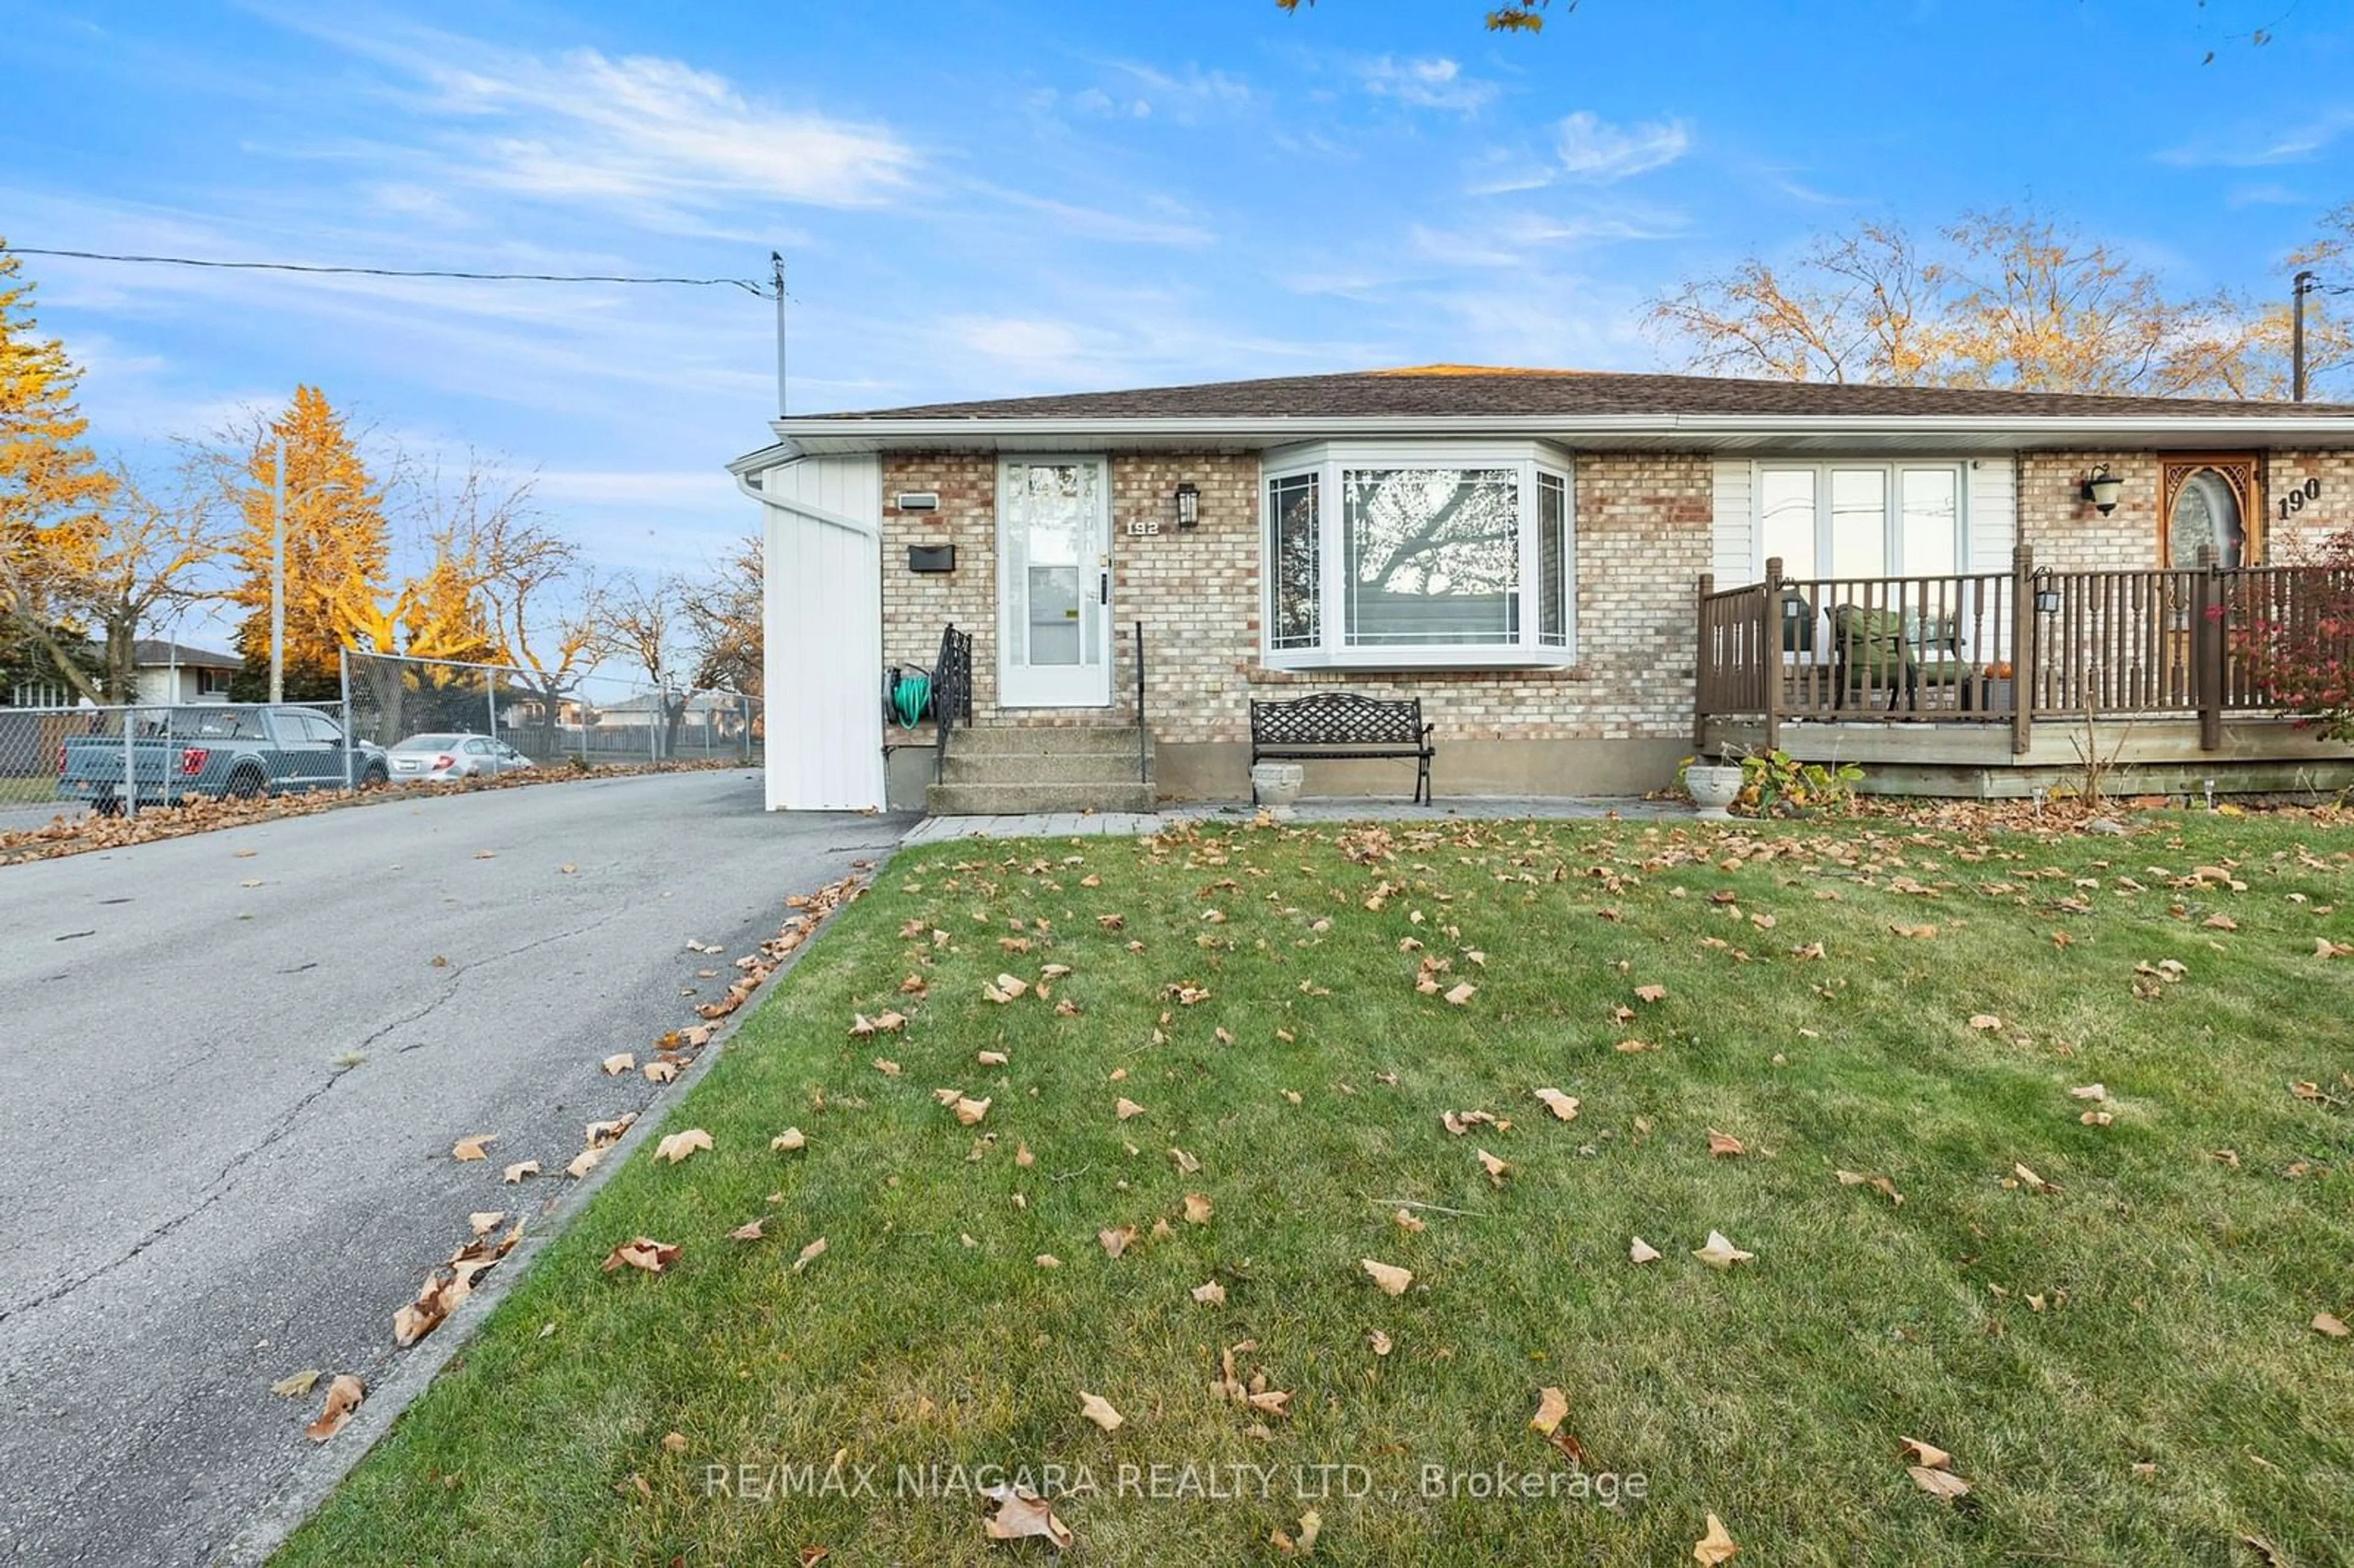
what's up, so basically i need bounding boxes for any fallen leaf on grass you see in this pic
[1908,1466,1972,1503]
[1889,923,1938,940]
[1114,1097,1146,1121]
[270,1369,322,1398]
[1629,1237,1662,1265]
[1169,1147,1201,1174]
[1899,1437,1953,1470]
[848,1011,907,1037]
[1693,1512,1739,1564]
[1368,1329,1393,1357]
[1476,1149,1509,1187]
[1968,1014,2002,1031]
[1533,1088,1580,1121]
[980,1484,1072,1551]
[1634,984,1668,1003]
[601,1053,634,1076]
[1393,1209,1426,1233]
[1098,1225,1138,1259]
[2315,1312,2351,1339]
[1693,1230,1755,1269]
[2010,1163,2060,1194]
[954,1097,992,1126]
[2070,1084,2108,1102]
[1192,1281,1227,1306]
[1078,1391,1124,1432]
[1035,1254,1062,1269]
[730,1219,766,1242]
[2316,938,2352,959]
[1706,1129,1746,1158]
[872,1057,902,1076]
[771,1128,807,1152]
[1270,1508,1323,1558]
[1529,1387,1569,1434]
[303,1375,365,1442]
[793,1237,826,1273]
[451,1135,496,1162]
[602,1237,680,1274]
[1362,1258,1414,1295]
[977,1049,1008,1067]
[1183,1193,1213,1225]
[654,1129,713,1164]
[502,1160,539,1184]
[1615,1038,1660,1053]
[1442,981,1476,1006]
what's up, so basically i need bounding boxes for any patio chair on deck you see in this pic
[1832,606,1973,712]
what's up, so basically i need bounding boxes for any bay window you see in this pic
[1263,444,1574,668]
[1758,461,1965,580]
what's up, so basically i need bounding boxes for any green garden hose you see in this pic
[889,668,933,729]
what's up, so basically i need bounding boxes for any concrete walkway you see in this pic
[901,795,1689,844]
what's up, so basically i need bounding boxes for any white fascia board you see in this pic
[769,411,2354,453]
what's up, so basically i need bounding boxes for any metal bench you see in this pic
[1249,693,1436,805]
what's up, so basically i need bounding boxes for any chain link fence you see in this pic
[0,699,360,829]
[341,650,761,773]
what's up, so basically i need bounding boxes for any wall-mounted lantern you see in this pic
[2079,466,2125,516]
[1175,482,1200,530]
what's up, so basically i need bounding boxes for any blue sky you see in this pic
[2,0,2348,600]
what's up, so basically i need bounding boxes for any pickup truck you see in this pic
[57,705,389,813]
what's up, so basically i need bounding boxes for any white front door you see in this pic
[997,458,1112,707]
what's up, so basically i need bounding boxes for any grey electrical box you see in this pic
[908,544,956,573]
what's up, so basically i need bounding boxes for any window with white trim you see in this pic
[1757,461,1965,579]
[1262,444,1574,668]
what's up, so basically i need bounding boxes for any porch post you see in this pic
[1761,557,1783,753]
[2010,544,2034,756]
[1692,571,1714,750]
[2193,544,2222,752]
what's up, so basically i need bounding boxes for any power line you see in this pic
[0,243,774,297]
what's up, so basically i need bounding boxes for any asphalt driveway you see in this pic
[0,769,904,1567]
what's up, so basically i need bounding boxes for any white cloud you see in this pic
[2157,108,2354,169]
[975,183,1216,248]
[1553,111,1691,182]
[1360,56,1498,115]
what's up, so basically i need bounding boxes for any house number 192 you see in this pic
[2278,476,2323,520]
[1126,519,1162,536]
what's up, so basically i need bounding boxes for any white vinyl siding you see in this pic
[753,454,886,812]
[1965,459,2017,576]
[1710,458,1753,584]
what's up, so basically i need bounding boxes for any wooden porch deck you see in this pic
[1693,549,2354,796]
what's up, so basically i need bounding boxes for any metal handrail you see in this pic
[1132,620,1147,785]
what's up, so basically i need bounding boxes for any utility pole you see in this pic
[2291,270,2317,403]
[772,251,788,418]
[269,433,286,702]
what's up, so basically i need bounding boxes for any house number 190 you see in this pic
[2278,476,2323,520]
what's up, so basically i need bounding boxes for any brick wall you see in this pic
[2020,449,2354,571]
[879,450,1711,747]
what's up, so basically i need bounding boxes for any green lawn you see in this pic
[279,812,2354,1567]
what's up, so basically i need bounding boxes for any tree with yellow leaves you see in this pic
[1648,205,2343,400]
[227,386,391,699]
[0,239,118,704]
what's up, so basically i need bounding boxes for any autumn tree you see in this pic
[600,571,693,759]
[227,386,390,700]
[76,451,239,699]
[1276,0,1556,32]
[679,533,763,699]
[0,240,116,704]
[1648,206,2342,400]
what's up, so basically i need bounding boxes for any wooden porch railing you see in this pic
[1693,548,2345,755]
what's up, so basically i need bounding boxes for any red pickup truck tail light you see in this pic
[180,747,209,776]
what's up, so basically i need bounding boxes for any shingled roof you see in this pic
[798,365,2354,423]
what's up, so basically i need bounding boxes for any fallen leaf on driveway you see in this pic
[303,1374,365,1442]
[1529,1387,1569,1434]
[566,1147,605,1179]
[980,1484,1072,1551]
[270,1369,321,1398]
[452,1135,496,1162]
[469,1211,505,1238]
[1362,1258,1413,1295]
[503,1160,539,1184]
[654,1129,714,1164]
[601,1054,634,1076]
[1078,1391,1124,1432]
[602,1237,680,1274]
[642,1060,680,1084]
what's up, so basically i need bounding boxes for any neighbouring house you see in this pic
[131,641,240,706]
[728,366,2354,813]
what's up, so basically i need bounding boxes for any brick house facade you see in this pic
[736,369,2354,812]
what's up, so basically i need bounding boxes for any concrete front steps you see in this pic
[927,723,1155,815]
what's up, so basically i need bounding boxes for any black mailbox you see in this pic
[908,544,956,573]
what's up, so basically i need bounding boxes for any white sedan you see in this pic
[386,733,535,783]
